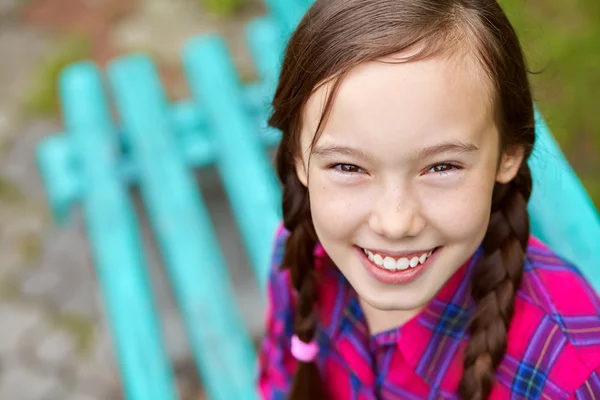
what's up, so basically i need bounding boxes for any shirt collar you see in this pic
[396,253,478,390]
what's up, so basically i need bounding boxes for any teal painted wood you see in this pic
[42,62,178,400]
[170,100,217,168]
[529,110,600,288]
[36,135,80,224]
[242,83,283,150]
[262,0,310,35]
[245,17,285,150]
[183,36,282,291]
[106,55,259,400]
[246,16,284,82]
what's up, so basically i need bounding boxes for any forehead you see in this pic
[301,52,496,153]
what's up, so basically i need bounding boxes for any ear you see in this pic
[496,145,525,184]
[295,155,309,187]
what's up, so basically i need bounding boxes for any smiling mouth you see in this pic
[360,247,439,272]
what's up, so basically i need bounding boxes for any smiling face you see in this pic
[295,52,523,332]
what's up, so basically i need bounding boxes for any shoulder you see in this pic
[271,223,290,268]
[518,236,600,338]
[505,236,600,395]
[267,223,335,292]
[267,223,293,304]
[266,223,343,329]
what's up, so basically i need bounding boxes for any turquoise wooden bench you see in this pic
[36,0,600,399]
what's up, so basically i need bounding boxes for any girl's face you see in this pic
[295,52,523,329]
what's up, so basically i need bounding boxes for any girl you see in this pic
[258,0,600,399]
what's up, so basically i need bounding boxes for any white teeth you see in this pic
[373,254,383,266]
[383,257,396,270]
[363,248,434,271]
[396,257,409,270]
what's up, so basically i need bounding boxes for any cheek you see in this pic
[308,175,373,240]
[419,173,495,239]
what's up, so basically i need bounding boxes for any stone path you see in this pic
[0,0,267,398]
[1,116,121,399]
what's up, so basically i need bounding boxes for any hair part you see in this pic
[270,1,535,399]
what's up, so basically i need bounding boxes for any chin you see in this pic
[357,285,432,312]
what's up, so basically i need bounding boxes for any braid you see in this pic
[459,163,533,400]
[275,139,328,399]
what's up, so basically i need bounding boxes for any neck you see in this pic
[359,297,424,335]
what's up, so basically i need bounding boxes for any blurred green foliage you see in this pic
[204,0,242,15]
[501,0,600,208]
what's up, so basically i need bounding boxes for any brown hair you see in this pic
[269,1,535,399]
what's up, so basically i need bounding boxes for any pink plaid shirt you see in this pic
[258,225,600,399]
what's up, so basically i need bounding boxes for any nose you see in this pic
[368,183,426,240]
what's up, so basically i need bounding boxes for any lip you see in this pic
[356,245,441,284]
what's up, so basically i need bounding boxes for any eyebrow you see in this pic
[417,141,479,159]
[311,140,479,163]
[311,144,377,163]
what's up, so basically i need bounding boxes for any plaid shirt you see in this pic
[258,225,600,399]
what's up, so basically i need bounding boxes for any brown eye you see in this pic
[334,164,364,174]
[428,163,457,174]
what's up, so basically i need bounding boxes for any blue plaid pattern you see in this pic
[434,303,471,339]
[512,362,548,399]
